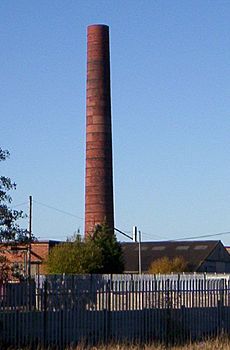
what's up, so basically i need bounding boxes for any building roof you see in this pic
[121,240,222,273]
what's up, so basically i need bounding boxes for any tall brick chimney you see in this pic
[84,24,114,235]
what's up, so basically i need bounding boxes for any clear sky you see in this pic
[1,0,230,244]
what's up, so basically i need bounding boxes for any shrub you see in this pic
[148,256,188,274]
[46,224,124,274]
[45,236,103,274]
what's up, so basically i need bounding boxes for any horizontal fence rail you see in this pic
[1,273,230,348]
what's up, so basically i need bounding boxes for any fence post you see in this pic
[42,278,47,348]
[103,275,112,344]
[217,278,225,335]
[109,275,112,340]
[165,278,172,346]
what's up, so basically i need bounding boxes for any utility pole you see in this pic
[138,230,142,274]
[28,195,32,279]
[132,226,137,242]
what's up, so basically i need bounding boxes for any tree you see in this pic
[89,224,124,274]
[46,225,124,274]
[148,256,188,274]
[0,148,28,243]
[46,235,103,274]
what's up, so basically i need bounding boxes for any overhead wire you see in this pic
[139,230,230,242]
[33,200,83,220]
[172,230,230,241]
[142,231,170,240]
[11,199,230,243]
[12,202,28,208]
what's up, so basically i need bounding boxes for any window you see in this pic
[194,245,208,250]
[151,246,165,251]
[176,246,189,250]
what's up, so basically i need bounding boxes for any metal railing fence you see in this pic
[0,273,230,347]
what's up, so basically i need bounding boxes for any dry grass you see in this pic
[4,337,230,350]
[5,337,230,350]
[5,337,230,349]
[69,339,230,350]
[84,339,230,350]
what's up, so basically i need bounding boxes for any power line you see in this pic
[173,231,230,241]
[115,227,230,242]
[33,200,83,220]
[142,231,170,240]
[12,199,230,242]
[12,202,28,208]
[141,230,230,242]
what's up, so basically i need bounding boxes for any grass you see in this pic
[4,337,230,350]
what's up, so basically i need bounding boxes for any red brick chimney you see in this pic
[84,24,114,235]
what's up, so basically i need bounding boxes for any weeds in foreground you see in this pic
[5,337,230,350]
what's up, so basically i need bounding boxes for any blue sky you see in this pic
[1,0,230,244]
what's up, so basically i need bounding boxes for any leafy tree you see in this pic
[148,256,188,274]
[89,224,124,273]
[46,235,103,274]
[46,225,124,274]
[0,148,28,243]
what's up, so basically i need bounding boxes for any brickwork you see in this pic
[85,24,114,235]
[0,241,59,277]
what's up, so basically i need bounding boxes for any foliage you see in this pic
[46,224,124,274]
[11,262,27,281]
[0,148,28,243]
[148,256,188,274]
[46,235,103,274]
[89,224,124,273]
[0,254,10,282]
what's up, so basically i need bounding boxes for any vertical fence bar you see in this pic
[42,278,47,348]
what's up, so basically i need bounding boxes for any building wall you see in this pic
[0,241,60,279]
[198,242,230,273]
